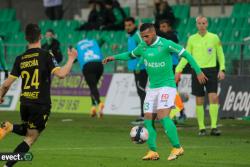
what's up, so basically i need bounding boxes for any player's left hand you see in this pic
[218,71,225,80]
[197,72,208,84]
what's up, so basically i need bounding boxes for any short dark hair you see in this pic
[124,17,135,23]
[140,23,155,32]
[105,0,113,5]
[88,0,95,4]
[159,19,172,27]
[46,29,55,34]
[25,23,41,43]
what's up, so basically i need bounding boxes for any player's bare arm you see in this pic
[0,77,16,103]
[53,48,77,79]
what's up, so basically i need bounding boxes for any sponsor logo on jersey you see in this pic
[147,53,154,56]
[84,50,100,61]
[79,40,94,49]
[161,94,169,102]
[22,53,39,60]
[144,60,165,68]
[21,91,39,99]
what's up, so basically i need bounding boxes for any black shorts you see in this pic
[192,67,218,96]
[82,61,104,75]
[20,103,51,132]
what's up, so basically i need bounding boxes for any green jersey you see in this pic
[176,32,225,73]
[114,36,202,88]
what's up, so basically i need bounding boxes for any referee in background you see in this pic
[175,16,225,136]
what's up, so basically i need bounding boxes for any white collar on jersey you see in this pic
[150,36,160,46]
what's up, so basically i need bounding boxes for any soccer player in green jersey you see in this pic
[103,23,207,161]
[175,16,225,136]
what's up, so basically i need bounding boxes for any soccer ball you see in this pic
[130,126,148,144]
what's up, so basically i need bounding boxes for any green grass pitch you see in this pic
[0,111,250,167]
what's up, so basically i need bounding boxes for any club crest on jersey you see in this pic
[161,94,169,102]
[208,48,213,54]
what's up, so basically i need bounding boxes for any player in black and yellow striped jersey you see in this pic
[0,23,77,167]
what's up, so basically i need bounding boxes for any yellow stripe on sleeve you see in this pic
[9,74,18,79]
[51,67,61,74]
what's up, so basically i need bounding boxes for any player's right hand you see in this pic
[175,72,182,83]
[218,70,225,80]
[67,48,77,60]
[197,72,208,84]
[102,56,115,64]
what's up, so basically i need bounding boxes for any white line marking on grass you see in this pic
[34,145,221,151]
[61,119,73,122]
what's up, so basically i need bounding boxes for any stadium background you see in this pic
[0,0,249,118]
[0,1,250,167]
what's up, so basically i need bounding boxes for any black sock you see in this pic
[6,141,30,167]
[12,124,27,136]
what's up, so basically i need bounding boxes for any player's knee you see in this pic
[24,136,37,146]
[24,130,40,146]
[157,109,171,119]
[196,97,204,105]
[209,93,218,103]
[144,113,153,120]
